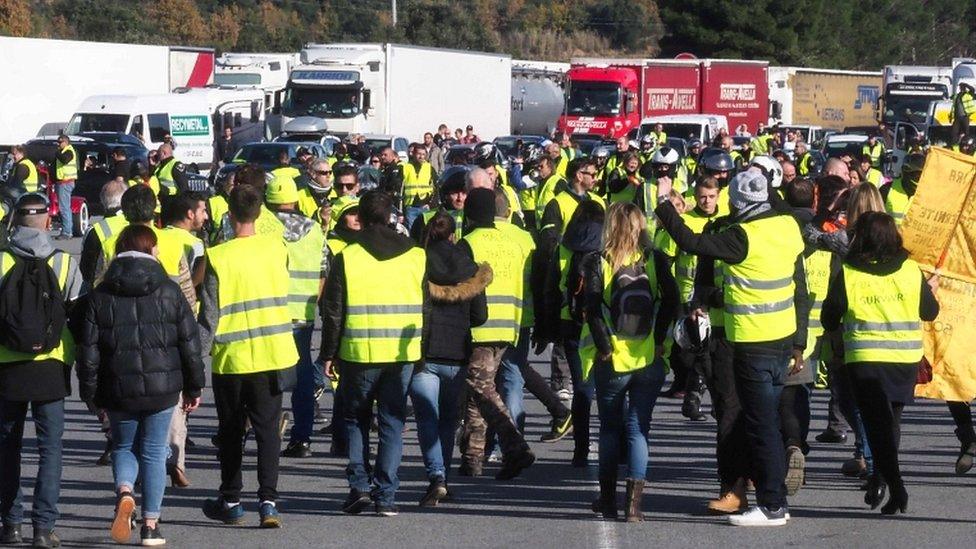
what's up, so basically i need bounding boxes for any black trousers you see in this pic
[849,370,905,486]
[703,329,750,487]
[213,371,283,503]
[779,384,811,452]
[947,400,975,445]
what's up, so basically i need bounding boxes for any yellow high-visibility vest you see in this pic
[842,259,923,364]
[465,226,530,344]
[55,144,78,181]
[0,251,74,365]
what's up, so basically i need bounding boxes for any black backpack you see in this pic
[0,253,66,354]
[607,258,656,338]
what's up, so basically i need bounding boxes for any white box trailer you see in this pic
[283,43,511,140]
[0,36,214,148]
[67,88,265,174]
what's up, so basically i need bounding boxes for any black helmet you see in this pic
[959,135,975,154]
[521,142,545,168]
[700,148,734,172]
[438,165,469,205]
[473,142,496,164]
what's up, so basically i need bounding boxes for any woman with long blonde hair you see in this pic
[580,202,677,522]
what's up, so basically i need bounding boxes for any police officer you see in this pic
[53,134,78,239]
[154,143,188,196]
[655,170,809,526]
[199,184,297,528]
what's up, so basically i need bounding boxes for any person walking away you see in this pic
[319,190,426,516]
[822,212,939,514]
[76,225,204,546]
[199,185,298,528]
[582,202,677,522]
[0,193,82,548]
[456,188,536,480]
[655,170,810,526]
[264,177,328,459]
[53,135,78,239]
[98,186,185,285]
[411,212,490,506]
[79,181,128,287]
[540,201,606,464]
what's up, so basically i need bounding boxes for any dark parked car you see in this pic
[213,141,327,183]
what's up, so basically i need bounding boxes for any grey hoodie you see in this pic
[7,227,83,302]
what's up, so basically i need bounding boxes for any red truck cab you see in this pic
[559,66,640,138]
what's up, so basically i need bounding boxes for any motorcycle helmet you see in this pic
[651,146,680,165]
[959,135,975,155]
[699,149,735,173]
[473,141,497,164]
[674,314,711,352]
[749,155,784,189]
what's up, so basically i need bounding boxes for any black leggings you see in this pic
[850,377,904,485]
[947,401,975,444]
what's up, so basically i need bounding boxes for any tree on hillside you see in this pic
[148,0,208,46]
[0,0,32,37]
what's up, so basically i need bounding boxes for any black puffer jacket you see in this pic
[424,239,490,365]
[77,253,205,411]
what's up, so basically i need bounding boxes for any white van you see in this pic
[639,114,730,145]
[66,87,265,174]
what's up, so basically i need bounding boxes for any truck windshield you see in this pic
[641,123,703,141]
[282,86,361,119]
[215,73,262,86]
[884,92,943,125]
[66,113,130,134]
[567,82,621,116]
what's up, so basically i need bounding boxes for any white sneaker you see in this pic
[728,505,789,527]
[486,449,503,463]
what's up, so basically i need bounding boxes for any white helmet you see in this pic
[750,155,784,188]
[651,146,680,165]
[674,314,711,352]
[641,133,657,147]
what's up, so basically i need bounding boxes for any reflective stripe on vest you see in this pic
[842,259,923,364]
[402,162,434,200]
[285,225,325,321]
[339,243,425,363]
[55,144,78,181]
[884,178,913,226]
[208,235,298,373]
[465,226,530,344]
[0,251,72,364]
[674,211,710,302]
[579,253,660,380]
[18,159,39,192]
[92,211,128,244]
[723,215,803,343]
[803,248,832,356]
[422,208,464,241]
[862,142,884,167]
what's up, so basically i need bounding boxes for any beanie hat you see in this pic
[728,168,769,211]
[266,175,299,205]
[464,187,496,228]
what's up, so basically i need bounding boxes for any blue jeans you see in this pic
[289,325,315,443]
[498,328,531,430]
[0,398,64,530]
[852,407,875,474]
[594,359,665,480]
[733,340,791,508]
[404,206,428,233]
[566,338,595,455]
[56,182,74,236]
[342,362,412,506]
[410,362,465,481]
[109,406,175,520]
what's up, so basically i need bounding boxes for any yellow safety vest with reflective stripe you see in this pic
[723,214,803,343]
[0,251,74,364]
[865,168,883,186]
[535,174,565,224]
[270,166,301,181]
[91,211,128,245]
[128,176,162,214]
[579,252,660,380]
[163,226,203,270]
[55,144,78,181]
[609,172,643,205]
[102,225,184,279]
[422,208,464,242]
[338,244,425,363]
[495,164,509,188]
[297,188,325,225]
[285,226,325,321]
[494,219,536,327]
[499,183,523,224]
[956,90,976,116]
[17,159,39,192]
[402,161,434,201]
[682,156,697,178]
[465,226,528,344]
[751,135,771,155]
[551,190,606,235]
[208,235,297,374]
[884,178,913,227]
[803,249,832,358]
[207,194,229,244]
[155,158,178,192]
[663,211,711,303]
[841,259,923,364]
[862,142,884,169]
[797,153,813,176]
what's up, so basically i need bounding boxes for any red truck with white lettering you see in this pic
[557,58,768,139]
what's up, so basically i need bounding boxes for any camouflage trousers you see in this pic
[459,344,528,466]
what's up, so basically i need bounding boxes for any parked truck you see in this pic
[768,67,882,130]
[215,52,300,137]
[280,43,511,140]
[511,60,568,136]
[880,65,952,127]
[0,36,213,149]
[557,57,768,139]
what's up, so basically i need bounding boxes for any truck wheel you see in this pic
[72,202,90,237]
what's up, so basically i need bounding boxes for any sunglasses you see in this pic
[580,171,597,177]
[338,183,357,189]
[314,170,332,176]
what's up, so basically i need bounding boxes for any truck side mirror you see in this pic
[251,101,261,123]
[362,90,371,113]
[770,101,782,120]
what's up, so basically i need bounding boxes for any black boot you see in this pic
[591,476,618,519]
[880,479,908,515]
[681,392,707,421]
[863,473,886,509]
[625,479,645,522]
[954,434,976,475]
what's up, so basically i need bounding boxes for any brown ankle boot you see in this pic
[707,478,747,514]
[591,476,618,519]
[624,479,644,522]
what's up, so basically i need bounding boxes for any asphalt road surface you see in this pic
[16,230,973,548]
